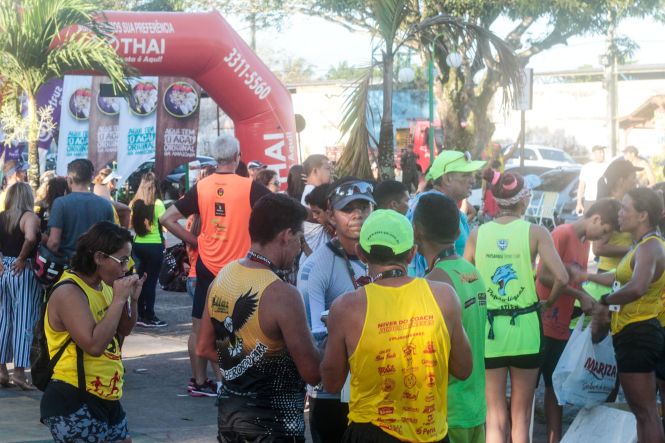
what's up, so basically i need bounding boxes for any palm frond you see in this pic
[336,67,375,180]
[409,14,523,108]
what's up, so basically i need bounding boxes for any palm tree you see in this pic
[0,0,131,190]
[336,1,522,181]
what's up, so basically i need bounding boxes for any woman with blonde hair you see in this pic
[0,182,42,389]
[130,172,167,328]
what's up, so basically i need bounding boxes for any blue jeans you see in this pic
[133,242,164,320]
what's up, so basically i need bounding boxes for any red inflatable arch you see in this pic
[100,11,297,181]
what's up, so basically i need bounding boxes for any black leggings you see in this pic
[133,242,164,320]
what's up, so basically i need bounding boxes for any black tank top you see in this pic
[0,211,27,257]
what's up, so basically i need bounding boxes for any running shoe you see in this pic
[137,317,168,328]
[187,377,195,391]
[190,381,217,397]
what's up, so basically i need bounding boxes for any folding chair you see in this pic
[538,191,559,229]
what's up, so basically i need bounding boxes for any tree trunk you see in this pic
[26,94,40,191]
[377,51,395,181]
[439,67,499,157]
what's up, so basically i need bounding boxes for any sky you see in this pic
[224,12,665,78]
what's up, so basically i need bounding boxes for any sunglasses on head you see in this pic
[330,181,374,199]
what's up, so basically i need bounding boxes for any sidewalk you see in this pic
[0,289,219,443]
[0,285,571,442]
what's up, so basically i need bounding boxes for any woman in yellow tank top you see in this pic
[575,188,665,443]
[40,222,145,443]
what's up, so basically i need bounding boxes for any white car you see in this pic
[503,144,577,169]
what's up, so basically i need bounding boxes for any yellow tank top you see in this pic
[598,231,632,271]
[45,271,124,400]
[611,235,665,334]
[348,279,450,442]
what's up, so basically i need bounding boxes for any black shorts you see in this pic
[192,258,216,319]
[613,318,665,374]
[539,337,568,387]
[485,353,543,370]
[343,422,449,443]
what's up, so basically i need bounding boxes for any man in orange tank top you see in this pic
[160,134,270,394]
[321,210,472,442]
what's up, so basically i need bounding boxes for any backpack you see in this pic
[159,242,189,292]
[31,279,84,391]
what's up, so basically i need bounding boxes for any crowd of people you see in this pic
[1,136,664,443]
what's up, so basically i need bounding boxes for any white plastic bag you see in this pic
[552,315,617,408]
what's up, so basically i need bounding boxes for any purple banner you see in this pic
[35,78,64,150]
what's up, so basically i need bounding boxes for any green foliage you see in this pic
[326,61,365,81]
[0,0,131,189]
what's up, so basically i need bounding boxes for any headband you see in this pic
[495,186,531,207]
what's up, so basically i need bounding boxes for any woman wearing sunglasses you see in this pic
[40,222,145,443]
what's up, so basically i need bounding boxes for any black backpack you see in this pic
[159,242,189,292]
[31,279,84,392]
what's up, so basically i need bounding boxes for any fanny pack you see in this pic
[487,302,541,340]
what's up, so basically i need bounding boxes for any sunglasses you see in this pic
[271,181,280,187]
[102,252,131,267]
[330,181,374,199]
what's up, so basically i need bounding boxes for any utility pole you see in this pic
[604,7,618,157]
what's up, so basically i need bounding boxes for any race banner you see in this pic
[154,77,200,180]
[88,76,121,172]
[116,77,158,187]
[36,78,64,151]
[56,75,93,175]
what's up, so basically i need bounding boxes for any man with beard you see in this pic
[197,193,321,442]
[406,150,486,276]
[298,177,375,442]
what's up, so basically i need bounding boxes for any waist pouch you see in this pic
[487,302,541,340]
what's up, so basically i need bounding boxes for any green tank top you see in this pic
[435,257,487,428]
[476,219,541,357]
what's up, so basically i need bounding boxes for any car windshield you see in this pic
[536,169,579,192]
[540,149,574,163]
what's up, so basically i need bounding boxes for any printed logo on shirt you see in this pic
[217,187,224,197]
[491,264,518,296]
[497,239,509,251]
[215,202,226,217]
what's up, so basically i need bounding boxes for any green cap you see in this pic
[360,209,414,255]
[425,150,486,181]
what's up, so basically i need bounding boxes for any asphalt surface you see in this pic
[0,285,578,443]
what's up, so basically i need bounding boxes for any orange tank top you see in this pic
[196,174,253,274]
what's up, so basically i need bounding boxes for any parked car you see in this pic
[528,165,581,227]
[503,144,577,169]
[118,156,217,203]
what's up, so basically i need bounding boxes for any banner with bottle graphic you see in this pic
[56,76,93,175]
[88,76,121,173]
[116,77,158,187]
[154,76,200,181]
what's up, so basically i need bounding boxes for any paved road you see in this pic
[0,285,576,442]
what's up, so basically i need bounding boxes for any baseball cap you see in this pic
[592,145,606,152]
[102,171,122,184]
[360,209,414,255]
[329,180,376,211]
[247,160,266,170]
[425,150,486,181]
[604,159,643,180]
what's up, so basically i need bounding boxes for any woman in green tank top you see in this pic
[465,170,569,443]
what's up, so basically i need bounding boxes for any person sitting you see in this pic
[40,222,145,443]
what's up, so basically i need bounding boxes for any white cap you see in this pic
[102,171,122,184]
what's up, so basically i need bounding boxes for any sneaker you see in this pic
[190,382,217,397]
[145,317,168,328]
[135,318,151,328]
[187,377,195,391]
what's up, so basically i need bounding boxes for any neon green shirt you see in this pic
[475,219,540,357]
[134,199,165,244]
[435,257,487,428]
